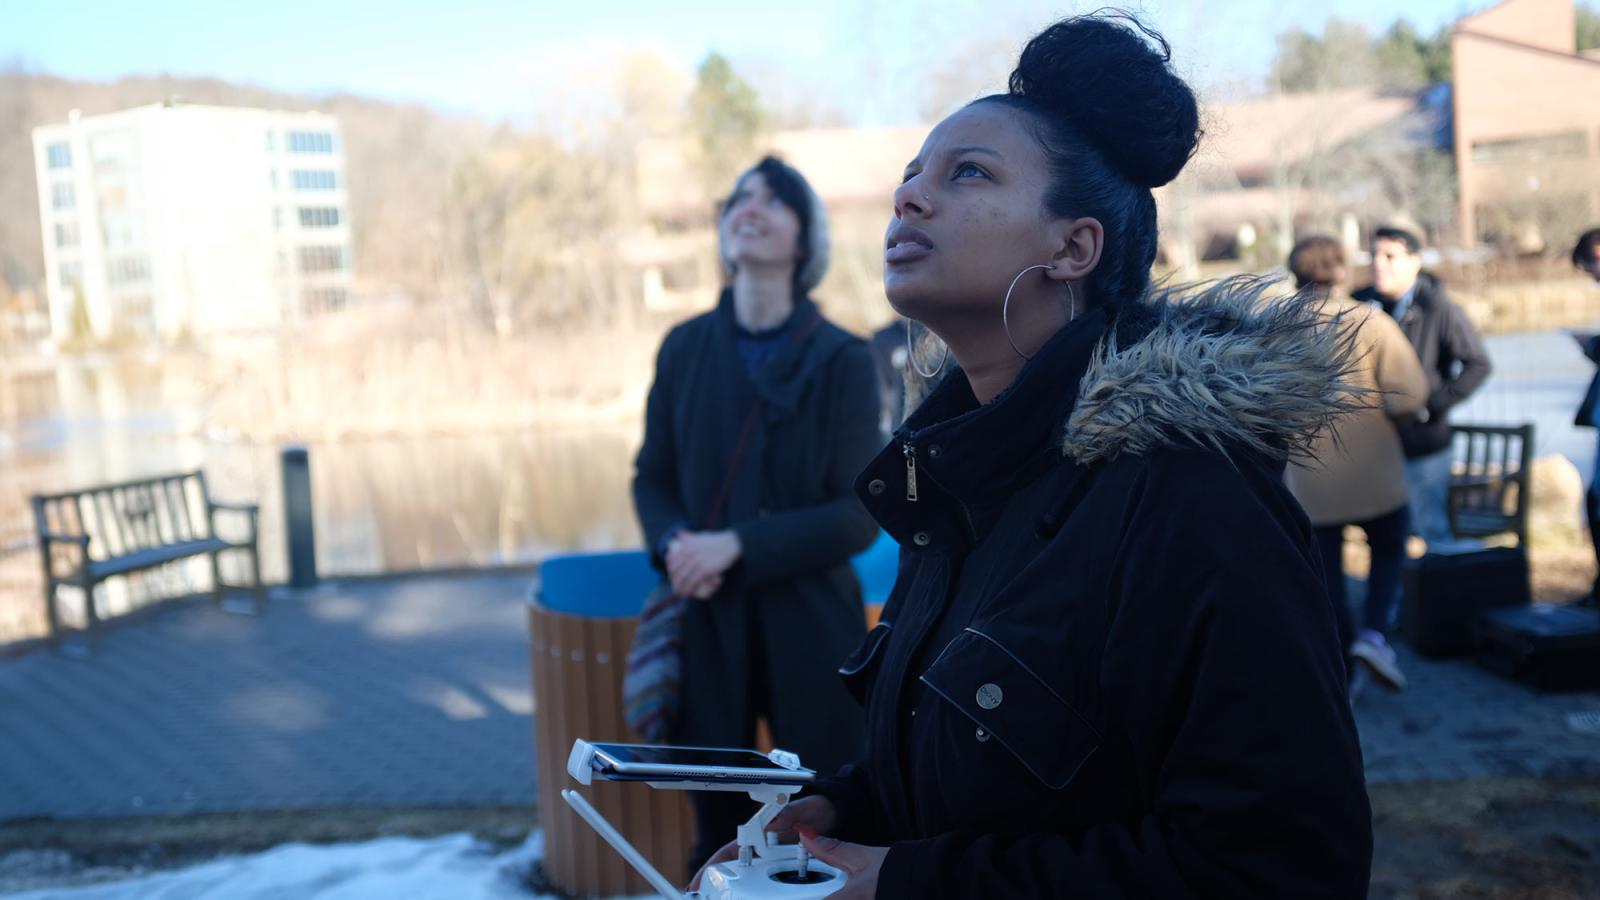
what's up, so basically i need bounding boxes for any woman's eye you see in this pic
[954,162,987,179]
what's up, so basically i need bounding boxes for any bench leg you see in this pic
[43,580,60,644]
[58,579,98,658]
[248,543,266,613]
[209,551,225,607]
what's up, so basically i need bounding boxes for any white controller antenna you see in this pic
[561,789,687,900]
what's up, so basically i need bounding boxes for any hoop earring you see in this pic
[1002,264,1078,361]
[904,317,948,379]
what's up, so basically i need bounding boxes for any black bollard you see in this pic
[282,445,318,589]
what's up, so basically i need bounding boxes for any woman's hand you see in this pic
[665,530,742,600]
[687,795,838,891]
[796,826,887,899]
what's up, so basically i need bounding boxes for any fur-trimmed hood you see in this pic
[1061,276,1361,466]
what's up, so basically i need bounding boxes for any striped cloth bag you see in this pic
[622,582,685,742]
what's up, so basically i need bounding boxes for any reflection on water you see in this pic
[0,357,644,642]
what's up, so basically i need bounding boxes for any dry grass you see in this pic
[196,308,670,443]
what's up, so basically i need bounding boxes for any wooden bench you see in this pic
[32,471,265,646]
[1447,423,1533,547]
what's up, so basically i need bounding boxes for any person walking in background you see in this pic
[631,155,881,875]
[1570,228,1600,606]
[1354,225,1492,550]
[1286,236,1429,692]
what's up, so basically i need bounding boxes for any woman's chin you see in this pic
[884,273,939,317]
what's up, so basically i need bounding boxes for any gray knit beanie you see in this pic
[718,155,831,295]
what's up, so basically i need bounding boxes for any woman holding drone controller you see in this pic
[693,12,1371,899]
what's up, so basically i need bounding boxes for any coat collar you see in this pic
[858,276,1361,550]
[858,306,1108,549]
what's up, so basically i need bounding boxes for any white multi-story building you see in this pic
[32,101,352,342]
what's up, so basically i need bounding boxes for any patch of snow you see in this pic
[6,830,657,899]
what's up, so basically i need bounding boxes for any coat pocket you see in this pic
[838,621,892,705]
[920,627,1101,790]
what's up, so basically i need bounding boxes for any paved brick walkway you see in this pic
[0,572,1596,824]
[0,574,538,821]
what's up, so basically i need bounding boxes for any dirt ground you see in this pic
[2,780,1598,897]
[1370,778,1600,899]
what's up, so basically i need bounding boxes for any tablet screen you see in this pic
[588,743,814,782]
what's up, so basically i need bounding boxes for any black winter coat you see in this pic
[632,291,881,777]
[1353,273,1491,457]
[811,282,1373,899]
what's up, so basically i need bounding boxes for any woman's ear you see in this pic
[1046,217,1104,284]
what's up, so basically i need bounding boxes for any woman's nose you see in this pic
[893,178,928,220]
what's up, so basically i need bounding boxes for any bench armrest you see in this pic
[38,531,90,547]
[208,501,260,514]
[208,501,260,542]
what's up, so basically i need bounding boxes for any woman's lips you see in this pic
[885,241,933,264]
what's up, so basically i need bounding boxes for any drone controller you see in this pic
[563,739,848,899]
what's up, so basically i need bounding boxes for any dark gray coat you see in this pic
[1353,273,1491,457]
[632,290,880,775]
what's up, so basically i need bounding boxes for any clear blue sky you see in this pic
[2,0,1486,123]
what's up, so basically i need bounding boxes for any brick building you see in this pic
[1453,0,1600,249]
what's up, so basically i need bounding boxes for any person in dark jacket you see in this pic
[691,14,1372,898]
[867,320,909,440]
[631,155,881,874]
[1571,227,1600,605]
[1353,226,1492,549]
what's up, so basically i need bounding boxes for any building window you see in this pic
[297,207,341,228]
[273,208,282,229]
[288,131,335,153]
[269,169,278,190]
[265,130,276,153]
[290,169,338,191]
[118,295,155,333]
[303,287,350,313]
[54,222,80,248]
[51,182,76,210]
[107,256,151,286]
[59,261,83,289]
[46,142,72,169]
[298,245,345,273]
[1471,131,1588,165]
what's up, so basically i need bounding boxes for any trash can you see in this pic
[528,550,694,896]
[852,531,899,627]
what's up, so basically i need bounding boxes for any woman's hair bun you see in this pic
[1007,12,1201,189]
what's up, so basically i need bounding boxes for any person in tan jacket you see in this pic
[1286,236,1428,693]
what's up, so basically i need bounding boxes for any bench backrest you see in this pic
[1447,423,1533,546]
[32,471,215,563]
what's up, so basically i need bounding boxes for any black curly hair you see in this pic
[975,11,1201,321]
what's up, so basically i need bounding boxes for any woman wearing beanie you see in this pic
[1286,236,1428,694]
[695,14,1372,898]
[631,155,880,875]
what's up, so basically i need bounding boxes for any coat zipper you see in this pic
[903,441,919,502]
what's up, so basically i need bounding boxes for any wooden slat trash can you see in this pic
[529,550,694,897]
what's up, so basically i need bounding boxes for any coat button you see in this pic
[976,683,1003,710]
[867,479,886,496]
[975,727,990,742]
[913,532,930,546]
[928,445,942,458]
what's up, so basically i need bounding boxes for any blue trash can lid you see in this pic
[534,550,658,618]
